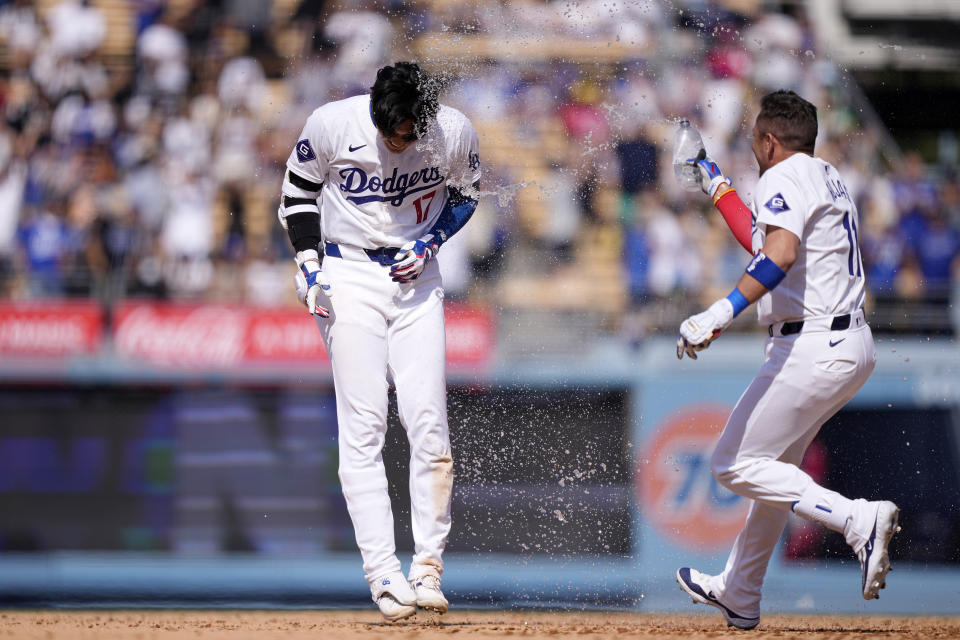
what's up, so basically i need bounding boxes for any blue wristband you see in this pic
[726,288,749,317]
[745,251,787,290]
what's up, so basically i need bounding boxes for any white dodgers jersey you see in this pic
[750,153,866,325]
[286,94,481,249]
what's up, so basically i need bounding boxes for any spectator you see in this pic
[622,207,651,305]
[323,1,393,94]
[0,0,951,338]
[641,192,693,297]
[0,131,26,295]
[913,207,960,300]
[87,186,141,302]
[45,0,106,60]
[137,15,190,100]
[0,0,45,70]
[893,152,939,252]
[17,198,72,297]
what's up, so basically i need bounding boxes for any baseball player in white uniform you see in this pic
[673,91,900,629]
[277,62,481,622]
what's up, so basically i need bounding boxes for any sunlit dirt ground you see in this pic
[2,610,959,639]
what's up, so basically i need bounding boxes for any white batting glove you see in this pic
[390,234,439,283]
[677,297,735,360]
[294,249,331,317]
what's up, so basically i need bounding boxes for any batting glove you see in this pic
[676,297,735,360]
[294,249,331,317]
[390,234,439,283]
[688,151,732,202]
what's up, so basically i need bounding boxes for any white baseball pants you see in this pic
[314,254,453,585]
[706,311,877,617]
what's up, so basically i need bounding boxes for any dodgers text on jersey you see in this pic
[339,165,445,206]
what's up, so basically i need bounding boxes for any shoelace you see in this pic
[418,575,442,590]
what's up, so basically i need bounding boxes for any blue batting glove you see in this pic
[390,234,439,283]
[688,154,731,200]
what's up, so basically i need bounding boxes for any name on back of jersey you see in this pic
[338,165,445,207]
[824,168,852,204]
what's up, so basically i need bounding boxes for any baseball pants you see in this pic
[314,254,453,584]
[707,310,876,617]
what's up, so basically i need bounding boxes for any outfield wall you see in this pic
[0,330,958,613]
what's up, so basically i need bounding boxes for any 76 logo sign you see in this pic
[413,190,437,224]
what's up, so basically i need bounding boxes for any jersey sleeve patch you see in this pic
[295,138,316,163]
[764,193,790,214]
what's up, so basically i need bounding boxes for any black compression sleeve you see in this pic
[285,210,322,253]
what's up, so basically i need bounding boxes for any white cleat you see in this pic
[370,571,417,622]
[676,567,759,630]
[858,500,901,600]
[410,574,449,613]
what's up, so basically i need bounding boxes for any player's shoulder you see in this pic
[304,94,370,126]
[754,154,809,215]
[436,104,474,134]
[759,152,813,188]
[776,151,815,173]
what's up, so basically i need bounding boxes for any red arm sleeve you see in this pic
[714,188,754,254]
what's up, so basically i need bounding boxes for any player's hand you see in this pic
[676,298,735,360]
[688,150,732,200]
[390,234,439,283]
[295,250,331,317]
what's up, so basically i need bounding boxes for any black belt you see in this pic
[769,314,851,337]
[362,247,402,266]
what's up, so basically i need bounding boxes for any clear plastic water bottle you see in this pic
[673,118,706,192]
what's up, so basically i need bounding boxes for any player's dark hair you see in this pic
[370,62,439,140]
[756,90,817,154]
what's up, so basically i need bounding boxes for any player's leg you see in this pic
[678,499,783,627]
[703,404,836,620]
[326,321,397,577]
[709,325,894,598]
[317,258,415,617]
[387,263,452,610]
[784,328,898,599]
[710,328,875,513]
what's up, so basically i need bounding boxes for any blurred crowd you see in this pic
[0,0,957,334]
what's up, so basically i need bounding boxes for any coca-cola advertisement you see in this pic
[113,303,327,368]
[112,303,494,369]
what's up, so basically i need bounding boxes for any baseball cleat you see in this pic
[676,567,759,630]
[370,571,417,622]
[859,500,900,600]
[410,574,449,613]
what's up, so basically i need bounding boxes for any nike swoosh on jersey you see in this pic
[829,338,846,347]
[348,144,366,152]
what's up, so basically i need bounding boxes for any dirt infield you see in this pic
[2,610,958,639]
